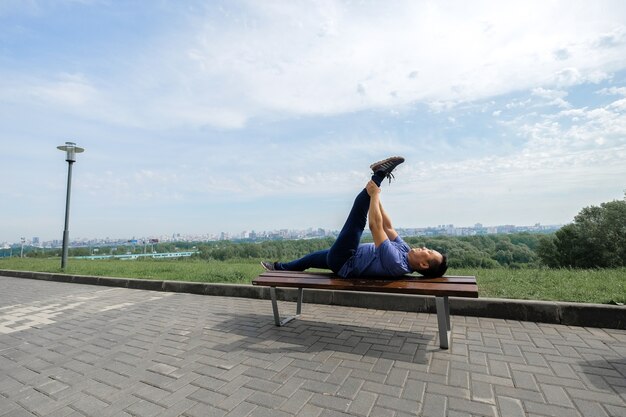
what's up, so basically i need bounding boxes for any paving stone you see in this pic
[572,398,610,417]
[68,394,110,415]
[184,402,227,417]
[448,397,497,417]
[566,387,626,406]
[124,399,166,417]
[247,405,291,417]
[471,380,495,404]
[0,405,37,417]
[370,405,396,416]
[318,410,353,417]
[247,391,286,409]
[511,370,540,391]
[541,383,575,408]
[309,393,350,412]
[497,396,526,417]
[385,367,409,387]
[362,381,402,397]
[523,400,581,417]
[188,387,228,405]
[296,404,324,417]
[346,390,377,416]
[376,393,419,414]
[488,360,511,379]
[1,276,626,417]
[279,388,313,415]
[604,403,626,417]
[420,393,447,417]
[301,380,340,396]
[426,382,470,400]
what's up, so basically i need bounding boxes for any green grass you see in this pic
[1,258,625,304]
[0,257,261,284]
[450,267,626,304]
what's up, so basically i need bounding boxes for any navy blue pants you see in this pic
[276,172,385,274]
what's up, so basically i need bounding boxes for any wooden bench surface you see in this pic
[253,271,478,298]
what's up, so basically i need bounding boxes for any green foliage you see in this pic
[537,235,559,267]
[404,234,538,268]
[196,238,336,262]
[538,196,626,268]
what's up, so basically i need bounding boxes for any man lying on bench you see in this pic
[261,156,448,279]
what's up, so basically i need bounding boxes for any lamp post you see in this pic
[57,142,84,270]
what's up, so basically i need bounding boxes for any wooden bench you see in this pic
[252,271,478,349]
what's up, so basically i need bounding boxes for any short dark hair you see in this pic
[417,254,448,278]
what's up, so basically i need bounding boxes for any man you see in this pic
[262,157,448,278]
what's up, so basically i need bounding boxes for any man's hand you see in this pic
[366,180,380,197]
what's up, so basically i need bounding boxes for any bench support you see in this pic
[268,287,451,349]
[435,296,451,349]
[269,287,303,326]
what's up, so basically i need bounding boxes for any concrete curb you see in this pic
[1,269,624,330]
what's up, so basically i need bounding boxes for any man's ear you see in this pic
[419,260,429,270]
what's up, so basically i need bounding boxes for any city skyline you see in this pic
[1,1,625,244]
[2,220,562,248]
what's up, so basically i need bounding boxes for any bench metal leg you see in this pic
[269,287,303,326]
[435,296,451,349]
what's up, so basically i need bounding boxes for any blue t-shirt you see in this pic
[338,236,413,278]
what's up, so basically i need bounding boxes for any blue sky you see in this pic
[1,1,626,243]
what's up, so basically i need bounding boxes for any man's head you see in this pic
[408,247,448,277]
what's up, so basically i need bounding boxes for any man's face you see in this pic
[409,247,443,269]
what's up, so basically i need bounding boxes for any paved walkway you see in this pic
[0,276,625,417]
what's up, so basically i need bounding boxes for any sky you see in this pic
[1,0,626,243]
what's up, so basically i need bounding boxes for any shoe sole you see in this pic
[370,156,405,171]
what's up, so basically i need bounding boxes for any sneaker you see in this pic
[260,261,276,271]
[370,156,405,182]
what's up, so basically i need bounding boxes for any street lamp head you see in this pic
[57,141,85,162]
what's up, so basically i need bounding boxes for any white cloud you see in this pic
[167,1,626,124]
[387,92,626,221]
[531,87,571,108]
[597,86,626,96]
[29,73,97,106]
[2,2,626,130]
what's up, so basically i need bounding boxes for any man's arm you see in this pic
[379,201,399,241]
[366,180,388,247]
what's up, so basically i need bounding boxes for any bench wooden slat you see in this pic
[252,275,478,298]
[257,271,477,285]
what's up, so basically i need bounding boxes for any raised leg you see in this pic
[435,296,451,349]
[269,287,304,326]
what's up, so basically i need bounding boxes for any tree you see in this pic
[539,195,626,268]
[536,235,559,267]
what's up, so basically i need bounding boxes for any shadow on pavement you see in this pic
[209,311,436,365]
[577,358,626,394]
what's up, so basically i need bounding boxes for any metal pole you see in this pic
[61,160,74,270]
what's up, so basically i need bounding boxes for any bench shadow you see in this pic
[209,311,439,365]
[577,358,626,394]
